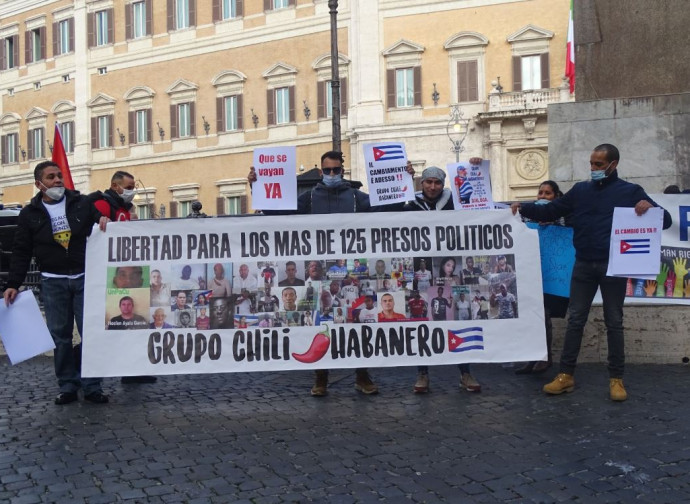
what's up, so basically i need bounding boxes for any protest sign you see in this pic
[251,146,297,210]
[607,207,663,279]
[362,142,415,206]
[447,160,494,210]
[0,291,55,364]
[82,211,546,377]
[525,223,575,298]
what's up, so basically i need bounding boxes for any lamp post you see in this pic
[446,104,470,162]
[328,0,341,153]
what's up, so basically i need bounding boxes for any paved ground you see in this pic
[1,358,690,504]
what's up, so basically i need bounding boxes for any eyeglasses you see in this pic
[322,166,343,175]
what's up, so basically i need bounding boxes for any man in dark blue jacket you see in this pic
[4,161,110,405]
[511,144,672,401]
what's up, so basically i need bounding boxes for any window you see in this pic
[1,36,18,69]
[28,127,44,160]
[226,196,241,215]
[386,67,421,109]
[217,95,243,132]
[275,88,289,124]
[25,27,45,63]
[179,200,191,216]
[126,1,152,39]
[59,122,74,153]
[457,60,478,102]
[264,0,293,10]
[396,68,414,107]
[91,115,113,149]
[171,102,196,138]
[507,25,553,92]
[96,11,109,46]
[213,0,244,21]
[136,204,151,219]
[168,0,196,31]
[54,19,73,55]
[1,133,18,164]
[317,79,348,119]
[127,109,151,144]
[223,0,236,18]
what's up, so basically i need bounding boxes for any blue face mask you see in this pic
[534,199,550,205]
[591,161,614,181]
[322,174,342,187]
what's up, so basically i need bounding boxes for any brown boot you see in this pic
[355,369,378,395]
[311,370,328,397]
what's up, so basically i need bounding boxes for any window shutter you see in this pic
[289,86,296,123]
[27,131,34,160]
[88,13,94,47]
[167,0,174,31]
[107,9,114,44]
[170,105,178,138]
[386,69,395,109]
[267,89,275,125]
[39,27,46,60]
[52,21,58,56]
[540,53,550,89]
[413,67,422,107]
[91,117,98,149]
[12,35,18,67]
[213,0,221,21]
[190,102,196,136]
[189,0,197,27]
[457,60,478,102]
[145,0,152,35]
[148,203,155,218]
[1,136,6,164]
[146,110,152,142]
[240,195,248,214]
[288,0,295,6]
[512,56,522,92]
[108,115,113,147]
[317,81,326,119]
[216,97,224,132]
[216,197,225,216]
[128,111,135,144]
[236,0,244,16]
[0,37,5,70]
[69,19,74,52]
[264,0,272,11]
[236,94,244,130]
[125,4,132,39]
[340,77,348,117]
[169,201,178,218]
[25,31,31,64]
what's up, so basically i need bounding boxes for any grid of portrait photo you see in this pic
[103,255,518,330]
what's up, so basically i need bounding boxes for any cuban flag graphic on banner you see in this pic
[447,327,485,353]
[620,239,651,254]
[372,144,405,162]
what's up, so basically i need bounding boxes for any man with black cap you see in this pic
[404,160,482,395]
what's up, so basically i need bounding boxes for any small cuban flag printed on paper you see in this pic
[620,239,651,254]
[447,327,485,353]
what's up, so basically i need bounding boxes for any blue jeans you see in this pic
[559,259,627,378]
[418,364,471,375]
[41,276,103,395]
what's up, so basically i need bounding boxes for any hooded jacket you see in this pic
[7,189,101,288]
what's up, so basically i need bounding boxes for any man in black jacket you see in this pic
[512,144,672,401]
[3,161,109,405]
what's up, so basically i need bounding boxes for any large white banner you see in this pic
[82,211,546,377]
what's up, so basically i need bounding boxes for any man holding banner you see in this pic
[512,144,672,401]
[4,161,109,405]
[404,164,482,394]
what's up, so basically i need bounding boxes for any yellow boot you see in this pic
[543,373,575,395]
[609,378,627,402]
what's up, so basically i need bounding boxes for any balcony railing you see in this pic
[487,83,572,113]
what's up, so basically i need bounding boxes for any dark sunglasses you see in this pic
[322,166,343,175]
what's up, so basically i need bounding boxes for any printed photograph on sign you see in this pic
[447,160,494,210]
[207,262,232,297]
[171,263,206,291]
[149,266,172,307]
[276,260,306,287]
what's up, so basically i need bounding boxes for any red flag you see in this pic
[565,0,575,94]
[52,124,74,190]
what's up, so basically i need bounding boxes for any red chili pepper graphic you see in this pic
[292,325,330,364]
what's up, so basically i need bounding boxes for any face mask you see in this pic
[322,174,342,187]
[119,188,135,204]
[534,199,550,205]
[39,182,65,201]
[591,162,614,181]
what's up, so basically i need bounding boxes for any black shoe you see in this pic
[121,376,158,384]
[84,392,109,404]
[55,392,78,405]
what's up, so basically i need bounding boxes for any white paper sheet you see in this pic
[0,290,55,364]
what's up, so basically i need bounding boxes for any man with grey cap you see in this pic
[404,158,484,394]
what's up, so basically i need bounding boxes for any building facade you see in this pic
[0,0,570,214]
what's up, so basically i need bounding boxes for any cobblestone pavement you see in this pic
[2,357,690,503]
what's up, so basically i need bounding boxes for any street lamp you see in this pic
[328,0,341,153]
[446,104,470,162]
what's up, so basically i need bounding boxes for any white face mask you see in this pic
[322,174,342,187]
[39,182,65,201]
[119,188,135,204]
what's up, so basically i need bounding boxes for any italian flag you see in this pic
[565,0,575,93]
